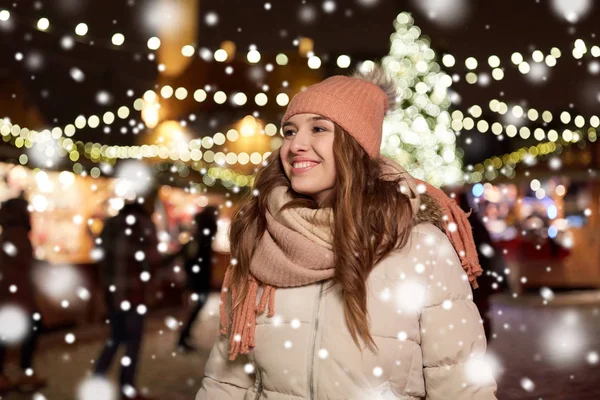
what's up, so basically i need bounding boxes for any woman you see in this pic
[196,65,498,399]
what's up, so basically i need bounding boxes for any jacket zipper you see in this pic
[309,282,325,400]
[254,367,263,400]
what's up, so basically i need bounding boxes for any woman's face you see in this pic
[280,113,336,205]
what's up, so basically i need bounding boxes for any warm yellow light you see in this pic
[37,18,50,31]
[308,56,321,69]
[112,33,125,46]
[75,23,88,36]
[488,55,500,68]
[141,101,159,129]
[511,52,523,65]
[194,89,207,102]
[160,85,173,98]
[276,53,288,65]
[442,54,455,67]
[247,50,261,63]
[337,55,351,68]
[147,37,161,50]
[233,92,247,106]
[181,45,195,57]
[276,93,289,106]
[175,87,188,100]
[255,93,268,106]
[214,49,228,62]
[0,10,10,21]
[117,106,130,119]
[465,57,478,70]
[298,37,314,57]
[214,91,227,104]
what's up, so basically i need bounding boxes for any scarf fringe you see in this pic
[220,267,276,361]
[416,181,483,289]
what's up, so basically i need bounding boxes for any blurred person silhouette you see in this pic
[458,191,507,341]
[93,188,160,400]
[0,192,47,395]
[176,206,219,352]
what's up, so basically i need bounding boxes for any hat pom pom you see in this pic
[351,63,398,113]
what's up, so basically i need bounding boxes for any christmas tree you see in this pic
[371,12,462,187]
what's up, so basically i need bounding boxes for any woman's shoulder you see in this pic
[372,222,457,280]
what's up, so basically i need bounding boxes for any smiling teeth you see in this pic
[293,162,318,168]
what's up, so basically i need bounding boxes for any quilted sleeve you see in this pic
[196,293,255,399]
[419,233,498,399]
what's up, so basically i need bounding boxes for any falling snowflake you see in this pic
[411,0,470,28]
[70,67,85,82]
[25,51,44,71]
[65,333,76,344]
[550,0,592,23]
[540,287,555,301]
[479,243,495,258]
[0,305,30,344]
[520,377,535,392]
[464,354,500,386]
[394,280,426,313]
[77,376,117,400]
[96,91,113,105]
[356,0,380,6]
[33,263,84,304]
[77,287,91,301]
[298,4,317,24]
[322,1,336,13]
[114,159,154,197]
[527,62,549,84]
[205,11,219,26]
[586,351,599,365]
[3,241,17,256]
[61,36,75,50]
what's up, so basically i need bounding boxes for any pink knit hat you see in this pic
[281,66,396,159]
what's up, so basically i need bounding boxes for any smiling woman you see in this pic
[196,64,496,400]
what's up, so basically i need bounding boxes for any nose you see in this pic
[290,129,310,153]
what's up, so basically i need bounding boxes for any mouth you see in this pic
[291,161,320,174]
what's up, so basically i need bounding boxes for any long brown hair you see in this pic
[228,124,414,352]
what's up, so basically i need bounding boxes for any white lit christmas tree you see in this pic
[373,12,463,187]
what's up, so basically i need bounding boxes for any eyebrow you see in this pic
[282,115,332,128]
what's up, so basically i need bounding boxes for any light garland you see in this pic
[443,39,600,86]
[450,110,598,144]
[478,100,600,131]
[5,6,598,191]
[0,7,346,72]
[465,141,561,184]
[0,117,269,189]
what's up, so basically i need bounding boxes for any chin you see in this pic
[291,181,332,201]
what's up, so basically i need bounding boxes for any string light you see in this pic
[75,23,88,36]
[5,8,599,191]
[479,99,600,133]
[452,109,597,144]
[440,41,600,85]
[466,141,561,183]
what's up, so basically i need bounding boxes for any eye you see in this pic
[283,129,295,137]
[313,126,328,133]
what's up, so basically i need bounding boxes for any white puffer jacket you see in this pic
[196,223,498,399]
